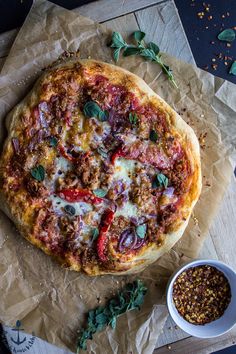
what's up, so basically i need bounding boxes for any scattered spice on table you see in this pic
[173,265,231,325]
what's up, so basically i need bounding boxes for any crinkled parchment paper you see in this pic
[0,0,235,353]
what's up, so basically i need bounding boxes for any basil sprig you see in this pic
[30,165,45,182]
[77,280,147,352]
[110,31,178,88]
[83,101,108,122]
[152,173,168,188]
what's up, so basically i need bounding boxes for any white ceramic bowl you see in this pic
[166,259,236,338]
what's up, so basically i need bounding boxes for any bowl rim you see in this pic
[166,258,236,338]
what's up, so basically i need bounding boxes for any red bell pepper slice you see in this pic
[57,188,103,204]
[110,147,126,165]
[58,144,76,162]
[97,209,115,262]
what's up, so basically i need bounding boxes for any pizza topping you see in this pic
[129,112,138,126]
[49,136,58,147]
[91,227,99,242]
[11,137,20,154]
[38,101,50,128]
[152,173,169,189]
[135,224,147,239]
[58,188,104,205]
[30,165,45,182]
[93,188,107,198]
[25,176,49,198]
[97,146,108,159]
[111,147,125,165]
[97,209,115,262]
[83,101,108,122]
[64,204,76,216]
[118,228,137,252]
[149,129,158,142]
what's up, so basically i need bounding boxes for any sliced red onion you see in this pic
[118,229,137,252]
[133,237,145,250]
[130,217,138,225]
[108,201,117,213]
[163,187,175,198]
[130,216,146,225]
[146,214,157,218]
[108,110,129,133]
[115,180,125,194]
[38,101,49,128]
[12,137,20,154]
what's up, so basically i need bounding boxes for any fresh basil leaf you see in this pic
[93,189,107,198]
[91,228,99,242]
[229,61,236,75]
[152,173,168,188]
[83,101,107,121]
[111,32,127,48]
[64,204,76,216]
[113,47,121,62]
[123,47,141,57]
[97,146,108,159]
[149,129,158,142]
[147,42,160,55]
[140,48,157,61]
[129,112,138,125]
[30,165,45,182]
[49,136,58,147]
[136,224,147,239]
[133,31,146,44]
[218,29,235,42]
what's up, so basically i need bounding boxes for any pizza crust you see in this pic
[0,59,201,275]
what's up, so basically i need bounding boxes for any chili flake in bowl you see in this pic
[173,265,231,325]
[166,260,236,338]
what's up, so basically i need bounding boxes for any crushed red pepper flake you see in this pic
[198,131,207,149]
[212,64,218,70]
[173,265,231,325]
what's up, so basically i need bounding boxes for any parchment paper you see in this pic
[0,0,235,353]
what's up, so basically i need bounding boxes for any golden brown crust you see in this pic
[0,59,201,275]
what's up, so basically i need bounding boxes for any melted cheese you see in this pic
[113,158,136,184]
[49,195,93,216]
[115,201,138,218]
[55,157,72,175]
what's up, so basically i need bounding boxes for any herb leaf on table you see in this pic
[76,280,147,352]
[109,31,178,88]
[229,61,236,76]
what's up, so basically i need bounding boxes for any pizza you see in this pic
[0,59,201,275]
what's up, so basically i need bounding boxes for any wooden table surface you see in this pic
[0,1,236,353]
